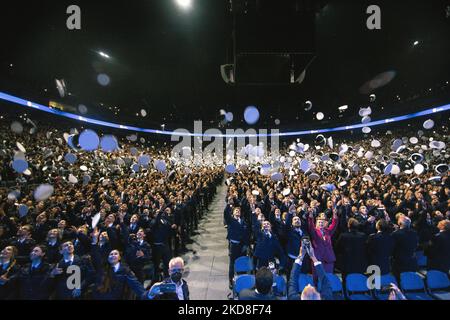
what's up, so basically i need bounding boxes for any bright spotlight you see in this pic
[176,0,192,10]
[413,41,419,46]
[98,51,110,59]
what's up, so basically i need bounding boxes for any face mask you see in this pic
[170,272,182,283]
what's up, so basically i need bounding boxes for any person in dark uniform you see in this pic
[150,204,173,281]
[17,245,54,300]
[392,216,418,277]
[50,241,94,300]
[285,213,310,280]
[367,219,394,275]
[336,218,368,276]
[253,219,286,271]
[123,227,152,283]
[224,206,250,288]
[45,229,61,265]
[0,246,20,299]
[8,225,36,265]
[91,248,147,300]
[426,220,450,273]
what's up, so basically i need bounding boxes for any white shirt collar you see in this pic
[113,262,121,273]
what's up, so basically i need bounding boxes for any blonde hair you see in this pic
[301,284,321,300]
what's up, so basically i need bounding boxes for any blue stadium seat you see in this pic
[374,274,398,300]
[400,272,434,300]
[426,270,450,300]
[326,273,344,300]
[273,274,287,298]
[234,275,255,297]
[345,274,374,300]
[298,274,314,293]
[234,256,253,275]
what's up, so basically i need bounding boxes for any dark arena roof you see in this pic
[0,0,449,309]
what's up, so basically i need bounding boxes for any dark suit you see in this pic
[336,230,368,275]
[17,262,54,300]
[45,241,61,265]
[8,237,36,265]
[253,226,286,269]
[284,213,311,277]
[91,263,146,300]
[426,230,450,273]
[392,228,418,275]
[0,261,20,299]
[367,231,394,275]
[239,289,277,300]
[288,261,333,300]
[150,210,173,280]
[53,255,94,300]
[224,208,251,282]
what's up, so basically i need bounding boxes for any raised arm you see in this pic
[327,209,339,236]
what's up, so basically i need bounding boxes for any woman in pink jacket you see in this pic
[307,208,338,275]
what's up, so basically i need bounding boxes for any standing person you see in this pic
[252,220,286,271]
[336,218,368,276]
[17,245,54,300]
[285,212,310,280]
[8,225,36,265]
[123,227,152,283]
[91,249,146,300]
[224,207,250,289]
[0,246,20,299]
[392,216,418,277]
[150,205,173,281]
[426,220,450,273]
[50,241,94,300]
[367,219,394,275]
[307,207,338,275]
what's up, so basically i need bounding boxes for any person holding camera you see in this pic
[147,257,189,300]
[288,243,333,300]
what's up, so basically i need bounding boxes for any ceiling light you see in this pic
[176,0,192,10]
[98,51,110,59]
[338,105,348,111]
[413,40,419,46]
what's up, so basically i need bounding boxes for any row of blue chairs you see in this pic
[232,256,450,300]
[299,271,450,300]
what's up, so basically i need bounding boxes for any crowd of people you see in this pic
[0,114,449,300]
[224,125,449,298]
[0,121,223,299]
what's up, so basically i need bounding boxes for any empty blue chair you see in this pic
[400,272,433,300]
[426,270,450,300]
[374,274,398,300]
[234,275,255,298]
[234,256,253,275]
[298,274,314,293]
[345,274,374,300]
[326,273,344,300]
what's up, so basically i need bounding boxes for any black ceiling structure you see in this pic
[0,0,449,132]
